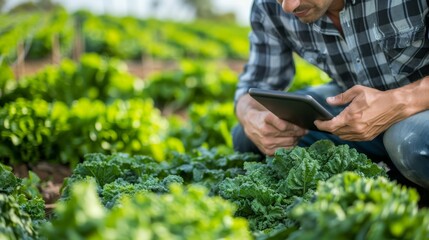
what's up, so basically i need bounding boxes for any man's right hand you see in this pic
[236,93,308,156]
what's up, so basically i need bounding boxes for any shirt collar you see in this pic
[311,0,361,36]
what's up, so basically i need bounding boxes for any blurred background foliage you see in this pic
[0,0,330,165]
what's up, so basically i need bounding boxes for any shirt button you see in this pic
[356,58,361,64]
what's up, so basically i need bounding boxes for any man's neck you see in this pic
[326,0,345,36]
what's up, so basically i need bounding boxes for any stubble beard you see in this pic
[295,4,330,24]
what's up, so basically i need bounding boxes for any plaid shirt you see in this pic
[235,0,429,103]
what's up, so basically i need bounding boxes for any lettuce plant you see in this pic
[289,172,429,240]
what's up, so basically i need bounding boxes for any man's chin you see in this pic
[297,16,318,24]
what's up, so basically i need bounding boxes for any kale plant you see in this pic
[218,140,387,235]
[0,163,45,239]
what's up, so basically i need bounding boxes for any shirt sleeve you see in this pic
[234,0,295,106]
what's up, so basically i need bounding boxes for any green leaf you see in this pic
[0,163,21,194]
[285,158,321,196]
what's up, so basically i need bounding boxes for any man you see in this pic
[233,0,429,193]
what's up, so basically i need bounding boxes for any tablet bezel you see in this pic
[248,88,334,130]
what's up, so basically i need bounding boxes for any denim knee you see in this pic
[383,111,429,190]
[232,124,263,156]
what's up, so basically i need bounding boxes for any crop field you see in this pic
[1,7,428,240]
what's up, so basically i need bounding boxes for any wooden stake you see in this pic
[72,18,84,61]
[51,34,61,64]
[15,41,25,80]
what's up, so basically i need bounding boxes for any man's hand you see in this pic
[314,85,408,141]
[236,94,307,155]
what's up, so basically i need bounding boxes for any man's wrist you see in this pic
[392,76,429,117]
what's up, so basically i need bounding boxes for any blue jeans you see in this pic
[232,83,429,191]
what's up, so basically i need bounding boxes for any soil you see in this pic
[12,57,246,80]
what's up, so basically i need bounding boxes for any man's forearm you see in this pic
[392,76,429,118]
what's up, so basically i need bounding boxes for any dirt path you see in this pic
[12,57,245,79]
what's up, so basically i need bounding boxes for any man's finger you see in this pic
[327,85,363,106]
[265,113,307,134]
[314,114,347,132]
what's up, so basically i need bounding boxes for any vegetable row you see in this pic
[0,53,329,165]
[2,140,428,239]
[0,9,249,62]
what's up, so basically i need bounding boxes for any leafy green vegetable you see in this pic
[0,163,45,221]
[0,96,185,164]
[1,54,140,106]
[0,163,45,240]
[218,140,387,234]
[43,180,105,240]
[61,149,260,207]
[289,172,429,240]
[168,101,237,151]
[0,163,21,194]
[101,175,184,209]
[0,194,37,240]
[283,157,323,196]
[46,180,252,240]
[0,98,69,164]
[143,60,237,111]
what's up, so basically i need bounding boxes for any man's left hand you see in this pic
[314,85,407,141]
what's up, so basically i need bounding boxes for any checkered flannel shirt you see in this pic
[235,0,429,104]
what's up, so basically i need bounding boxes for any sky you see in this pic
[4,0,253,25]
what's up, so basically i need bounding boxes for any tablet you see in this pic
[248,88,334,130]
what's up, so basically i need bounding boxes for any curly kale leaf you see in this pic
[165,148,255,195]
[71,153,166,187]
[60,175,103,202]
[101,175,184,209]
[322,144,353,175]
[272,147,311,176]
[218,162,289,231]
[322,144,387,178]
[101,178,145,209]
[348,153,387,178]
[0,194,37,240]
[73,153,168,187]
[73,160,122,186]
[306,139,336,164]
[16,194,45,221]
[108,153,169,181]
[282,158,325,197]
[0,163,45,222]
[0,163,21,194]
[167,148,257,182]
[162,175,184,187]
